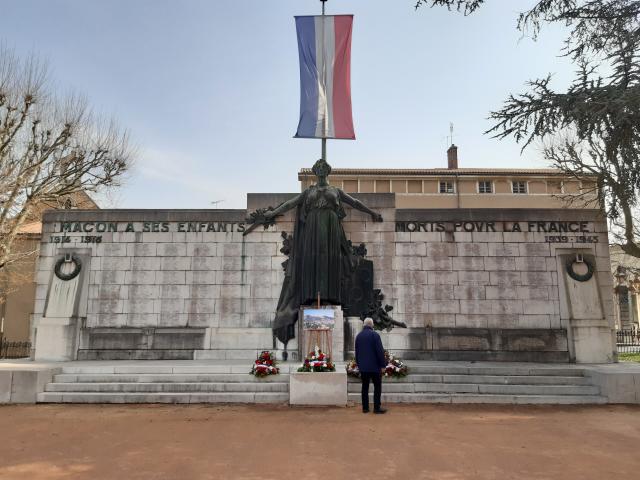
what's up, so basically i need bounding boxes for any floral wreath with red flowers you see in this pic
[383,350,409,378]
[297,347,336,372]
[345,359,360,378]
[250,351,280,377]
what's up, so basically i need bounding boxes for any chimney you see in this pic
[447,144,458,169]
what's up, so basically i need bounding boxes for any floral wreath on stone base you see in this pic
[297,348,336,372]
[345,351,409,379]
[250,351,280,377]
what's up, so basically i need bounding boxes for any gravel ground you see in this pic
[1,404,639,480]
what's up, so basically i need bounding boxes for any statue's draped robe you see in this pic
[273,185,353,344]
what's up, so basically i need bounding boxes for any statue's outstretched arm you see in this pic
[268,194,303,217]
[244,194,303,236]
[339,190,383,222]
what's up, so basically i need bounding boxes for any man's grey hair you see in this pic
[363,317,374,328]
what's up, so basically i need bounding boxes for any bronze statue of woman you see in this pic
[247,158,383,345]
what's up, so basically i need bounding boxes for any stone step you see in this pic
[46,382,289,393]
[37,392,289,404]
[348,393,608,405]
[59,365,295,375]
[347,374,592,385]
[347,383,600,396]
[53,373,288,383]
[402,365,586,376]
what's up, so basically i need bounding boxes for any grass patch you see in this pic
[618,352,640,362]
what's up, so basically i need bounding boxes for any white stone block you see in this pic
[289,372,347,406]
[395,242,426,256]
[156,270,186,284]
[161,256,190,270]
[187,243,217,257]
[131,257,161,271]
[393,256,422,271]
[426,300,460,314]
[187,271,217,284]
[156,298,186,315]
[484,257,517,271]
[485,286,518,300]
[157,243,187,257]
[489,271,521,286]
[453,257,485,271]
[190,284,221,298]
[454,285,486,300]
[427,271,458,285]
[186,298,216,314]
[471,232,504,243]
[422,256,452,271]
[34,317,80,361]
[396,271,428,285]
[459,300,493,315]
[457,242,488,257]
[523,300,555,315]
[97,243,127,257]
[458,271,490,285]
[160,284,189,299]
[492,300,523,315]
[487,243,520,257]
[519,243,551,257]
[409,232,442,242]
[123,298,155,314]
[425,284,455,300]
[128,313,159,327]
[102,256,132,270]
[129,284,159,299]
[124,270,156,285]
[126,243,157,257]
[515,257,548,272]
[455,314,489,328]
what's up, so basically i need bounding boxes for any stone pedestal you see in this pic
[562,254,615,363]
[34,258,85,362]
[289,372,347,406]
[34,317,79,361]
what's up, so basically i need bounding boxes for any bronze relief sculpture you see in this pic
[245,158,404,346]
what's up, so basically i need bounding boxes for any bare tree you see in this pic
[0,45,132,271]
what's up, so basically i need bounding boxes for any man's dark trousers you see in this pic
[361,371,382,412]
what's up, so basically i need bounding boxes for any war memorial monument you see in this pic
[4,2,639,406]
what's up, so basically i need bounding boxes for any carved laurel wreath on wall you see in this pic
[565,256,594,283]
[54,254,82,281]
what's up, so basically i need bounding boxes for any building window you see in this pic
[512,181,527,194]
[439,181,455,194]
[478,181,493,194]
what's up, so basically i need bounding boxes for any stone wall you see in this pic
[32,194,616,362]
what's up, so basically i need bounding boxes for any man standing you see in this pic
[355,317,387,414]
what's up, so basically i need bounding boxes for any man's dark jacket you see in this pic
[355,325,386,373]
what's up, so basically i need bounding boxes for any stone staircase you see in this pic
[348,363,607,404]
[37,363,290,404]
[36,361,608,404]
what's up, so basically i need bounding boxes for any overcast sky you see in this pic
[0,0,574,209]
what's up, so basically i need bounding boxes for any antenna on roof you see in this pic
[449,122,454,146]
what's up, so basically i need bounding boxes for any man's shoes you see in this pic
[362,408,370,413]
[373,408,387,414]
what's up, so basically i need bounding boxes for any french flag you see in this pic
[295,15,355,140]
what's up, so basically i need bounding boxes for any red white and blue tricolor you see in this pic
[295,15,355,140]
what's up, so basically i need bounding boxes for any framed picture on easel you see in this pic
[302,308,335,330]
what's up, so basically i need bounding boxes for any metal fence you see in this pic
[616,330,640,354]
[0,339,31,359]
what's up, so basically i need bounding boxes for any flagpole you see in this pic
[321,0,327,163]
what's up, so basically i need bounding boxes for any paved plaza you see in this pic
[1,403,639,480]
